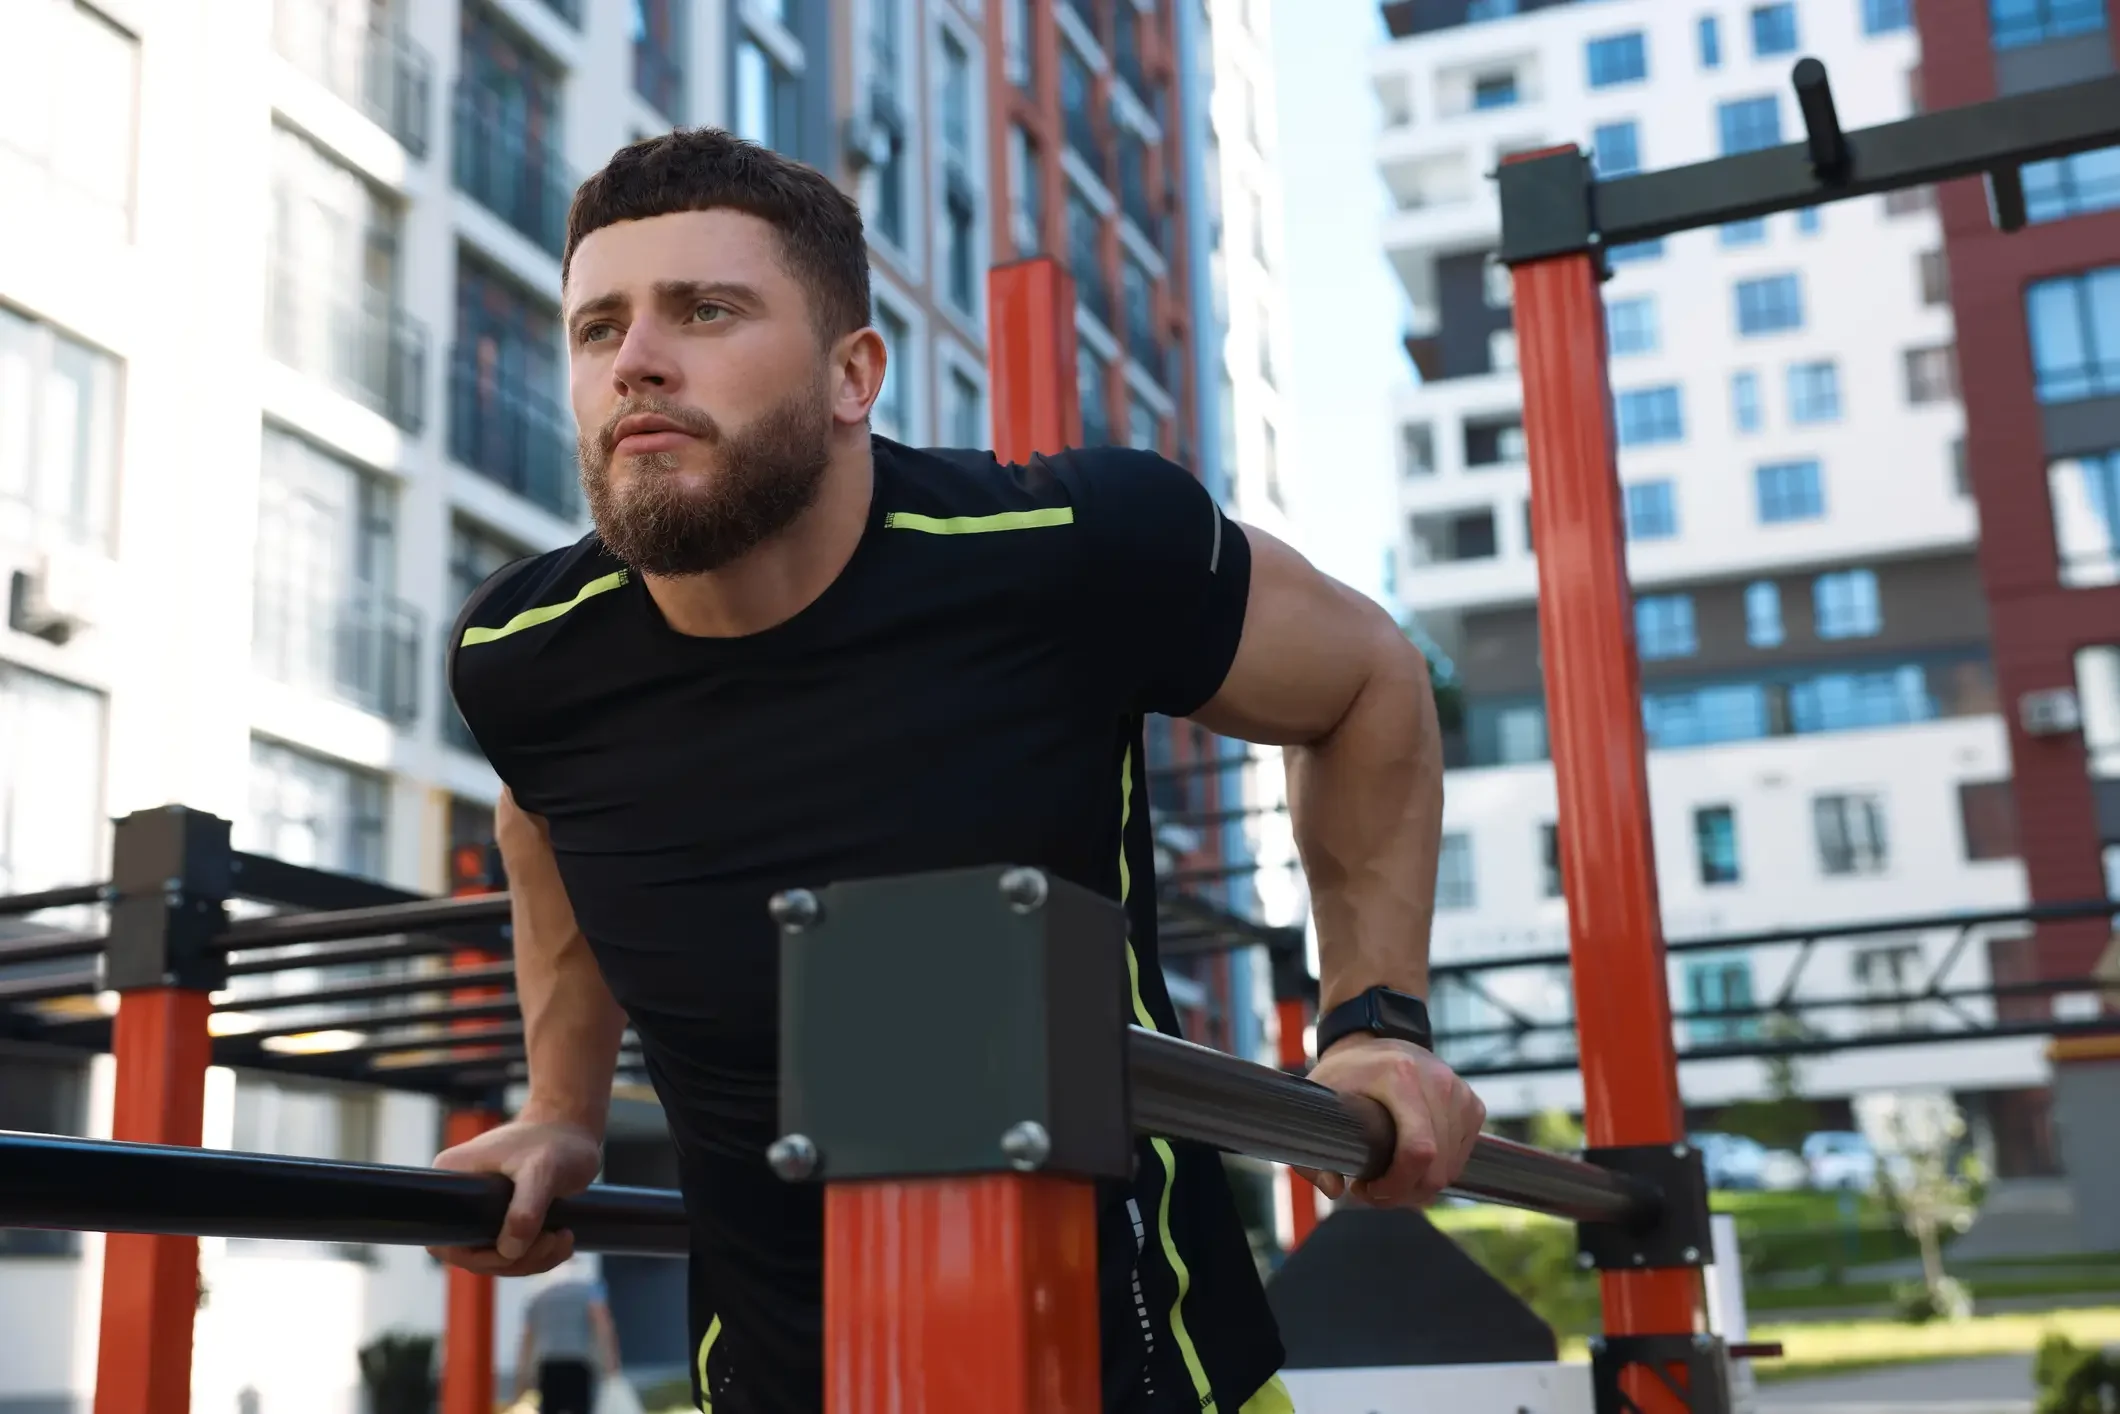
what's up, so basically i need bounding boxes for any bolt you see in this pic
[1673,1143,1691,1159]
[766,1133,818,1181]
[1588,1337,1606,1355]
[1631,1252,1646,1267]
[1000,1120,1051,1171]
[768,889,821,931]
[999,867,1048,913]
[1693,1333,1714,1352]
[1682,1246,1701,1264]
[1576,1251,1596,1270]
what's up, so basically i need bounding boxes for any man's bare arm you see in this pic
[497,788,631,1136]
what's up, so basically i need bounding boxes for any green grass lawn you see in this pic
[1749,1269,2120,1314]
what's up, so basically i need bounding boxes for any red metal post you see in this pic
[825,1175,1101,1414]
[987,258,1080,460]
[441,1107,501,1414]
[1274,996,1319,1249]
[1508,163,1701,1409]
[93,987,215,1414]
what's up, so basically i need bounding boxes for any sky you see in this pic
[1269,0,1405,611]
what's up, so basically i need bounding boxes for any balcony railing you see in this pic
[266,269,428,433]
[448,344,580,520]
[273,0,432,157]
[252,587,422,725]
[633,41,685,121]
[452,82,574,258]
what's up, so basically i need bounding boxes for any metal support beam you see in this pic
[441,1108,501,1414]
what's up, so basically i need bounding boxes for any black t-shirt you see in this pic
[449,439,1285,1414]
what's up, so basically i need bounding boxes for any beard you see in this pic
[579,377,833,577]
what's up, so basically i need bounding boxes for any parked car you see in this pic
[1690,1131,1767,1190]
[1803,1130,1879,1191]
[1759,1147,1811,1191]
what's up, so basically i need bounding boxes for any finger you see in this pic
[497,1154,557,1262]
[1380,1097,1441,1208]
[430,1245,526,1276]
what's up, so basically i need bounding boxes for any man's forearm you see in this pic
[1285,637,1446,1016]
[498,795,630,1138]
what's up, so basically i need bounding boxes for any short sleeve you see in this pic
[1050,447,1252,718]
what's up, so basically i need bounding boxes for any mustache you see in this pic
[596,397,722,458]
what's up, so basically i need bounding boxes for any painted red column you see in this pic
[825,1176,1101,1414]
[93,988,215,1414]
[1508,187,1701,1410]
[441,1107,501,1414]
[988,258,1081,459]
[1275,996,1319,1249]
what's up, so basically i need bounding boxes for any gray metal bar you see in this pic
[214,893,513,951]
[0,883,110,916]
[212,961,514,1013]
[0,970,100,1005]
[0,930,108,966]
[1125,1027,1653,1225]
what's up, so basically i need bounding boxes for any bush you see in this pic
[1446,1215,1599,1337]
[357,1331,437,1414]
[1891,1274,1972,1324]
[2034,1332,2120,1414]
[638,1378,696,1413]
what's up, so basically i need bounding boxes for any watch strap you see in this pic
[1314,985,1434,1057]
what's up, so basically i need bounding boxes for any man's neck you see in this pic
[640,437,875,639]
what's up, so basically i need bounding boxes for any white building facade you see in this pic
[1371,0,2056,1147]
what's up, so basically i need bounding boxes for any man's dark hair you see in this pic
[564,128,871,343]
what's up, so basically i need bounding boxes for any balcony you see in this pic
[252,587,422,725]
[1119,140,1157,238]
[1123,282,1161,377]
[452,81,574,258]
[266,269,428,433]
[634,40,685,121]
[448,344,580,520]
[273,0,432,158]
[1112,7,1150,109]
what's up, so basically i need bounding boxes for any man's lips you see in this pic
[613,429,698,455]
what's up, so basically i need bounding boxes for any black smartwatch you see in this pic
[1314,985,1434,1057]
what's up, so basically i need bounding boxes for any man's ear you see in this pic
[831,328,888,428]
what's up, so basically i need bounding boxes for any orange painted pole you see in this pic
[988,258,1081,459]
[1274,996,1319,1249]
[441,1107,501,1414]
[825,1176,1101,1414]
[93,987,215,1414]
[1509,168,1701,1409]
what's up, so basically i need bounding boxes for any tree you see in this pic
[1863,1092,1983,1323]
[1715,1013,1820,1151]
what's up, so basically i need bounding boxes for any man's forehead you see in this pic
[567,209,785,303]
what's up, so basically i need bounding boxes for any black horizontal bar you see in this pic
[0,883,110,916]
[0,971,99,1005]
[213,961,514,1013]
[220,997,528,1047]
[224,932,501,978]
[1591,73,2120,248]
[216,893,512,952]
[229,852,427,911]
[0,930,108,966]
[1125,1026,1651,1224]
[0,1130,688,1255]
[1141,754,1260,781]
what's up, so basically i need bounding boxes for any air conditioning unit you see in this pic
[10,547,115,645]
[2019,687,2083,736]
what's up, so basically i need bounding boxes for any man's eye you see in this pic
[693,303,725,322]
[580,323,614,343]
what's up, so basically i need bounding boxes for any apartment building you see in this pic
[1371,0,2063,1154]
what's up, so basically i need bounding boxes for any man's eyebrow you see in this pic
[651,279,764,308]
[567,291,627,329]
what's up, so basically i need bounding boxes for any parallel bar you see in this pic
[0,882,109,916]
[0,969,100,1004]
[0,930,107,966]
[1125,1026,1652,1225]
[0,1130,689,1255]
[211,961,514,1012]
[223,932,477,976]
[214,893,513,951]
[1274,996,1320,1250]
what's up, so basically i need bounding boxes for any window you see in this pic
[1607,296,1658,355]
[1904,344,1959,404]
[244,737,388,882]
[1538,822,1564,898]
[1918,249,1950,306]
[1496,705,1547,764]
[1745,581,1784,647]
[1616,386,1684,446]
[1815,794,1889,876]
[1750,3,1799,55]
[1756,459,1825,523]
[1007,125,1043,256]
[1472,72,1519,109]
[1128,394,1160,452]
[1958,780,2020,861]
[1796,206,1822,235]
[1813,568,1882,639]
[0,0,141,242]
[1464,415,1525,467]
[228,1075,379,1258]
[1685,954,1758,1044]
[946,367,984,448]
[1592,120,1641,177]
[631,0,686,119]
[2050,449,2120,586]
[1003,0,1032,87]
[1787,361,1842,423]
[1436,833,1476,910]
[1586,32,1647,87]
[1732,370,1763,433]
[1635,594,1698,660]
[1263,422,1284,509]
[1720,218,1767,247]
[1698,14,1722,67]
[0,1051,89,1254]
[444,519,527,752]
[1625,481,1678,540]
[1695,807,1741,885]
[0,303,120,553]
[1078,344,1110,446]
[869,0,910,250]
[1884,184,1934,216]
[1402,423,1435,478]
[1718,96,1781,155]
[2023,147,2120,224]
[1735,274,1804,335]
[1864,0,1914,32]
[872,301,912,441]
[1410,508,1499,564]
[2026,269,2120,403]
[939,30,978,315]
[456,7,569,255]
[1606,238,1665,265]
[0,662,106,922]
[1990,0,2109,49]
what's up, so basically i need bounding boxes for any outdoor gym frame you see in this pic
[0,56,2115,1414]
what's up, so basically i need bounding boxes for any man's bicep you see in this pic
[1187,524,1409,747]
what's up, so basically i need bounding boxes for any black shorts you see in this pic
[539,1357,596,1414]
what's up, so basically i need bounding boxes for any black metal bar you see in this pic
[0,971,100,1004]
[0,930,108,966]
[1793,58,1849,182]
[0,1130,687,1255]
[213,962,514,1013]
[215,893,512,951]
[1125,1026,1652,1224]
[224,932,498,977]
[0,883,110,916]
[1991,164,2029,232]
[1141,754,1261,782]
[230,852,426,911]
[1772,936,1820,1011]
[1921,923,1981,997]
[220,997,528,1046]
